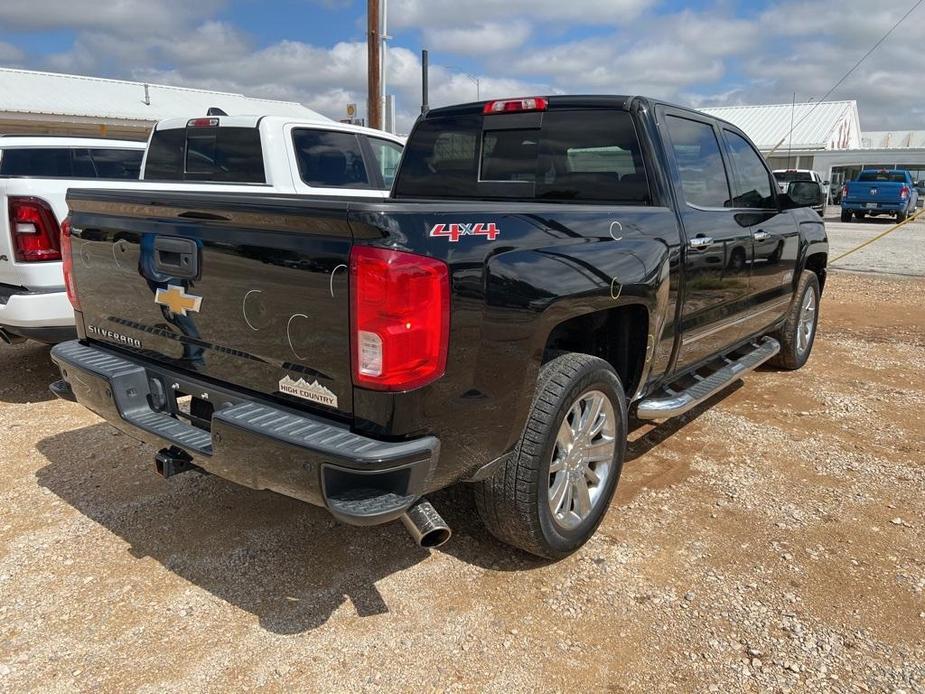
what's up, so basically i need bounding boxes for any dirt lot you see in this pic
[1,270,923,692]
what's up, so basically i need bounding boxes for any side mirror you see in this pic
[822,180,830,186]
[787,180,824,207]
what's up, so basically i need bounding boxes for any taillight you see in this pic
[8,196,61,262]
[483,97,548,115]
[350,246,449,391]
[900,185,910,200]
[187,117,219,127]
[60,217,80,311]
[841,184,848,198]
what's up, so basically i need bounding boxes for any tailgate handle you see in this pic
[177,211,229,221]
[154,237,199,279]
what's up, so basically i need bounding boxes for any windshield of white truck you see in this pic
[394,109,650,203]
[144,126,265,183]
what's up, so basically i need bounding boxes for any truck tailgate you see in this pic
[66,190,356,417]
[845,180,905,202]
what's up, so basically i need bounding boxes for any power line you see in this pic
[767,0,924,156]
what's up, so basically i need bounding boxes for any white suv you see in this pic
[1,119,406,346]
[0,136,146,344]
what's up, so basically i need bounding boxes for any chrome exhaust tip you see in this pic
[400,499,451,548]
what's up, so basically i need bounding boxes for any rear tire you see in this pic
[474,353,627,559]
[897,209,908,223]
[854,211,866,221]
[769,271,820,371]
[840,210,852,222]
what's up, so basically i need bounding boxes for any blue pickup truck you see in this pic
[840,169,919,222]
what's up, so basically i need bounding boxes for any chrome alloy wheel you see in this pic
[796,288,817,355]
[548,390,616,530]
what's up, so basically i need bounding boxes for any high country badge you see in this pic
[279,376,338,408]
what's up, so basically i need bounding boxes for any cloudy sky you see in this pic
[0,0,922,132]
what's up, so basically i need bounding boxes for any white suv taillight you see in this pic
[8,196,61,262]
[349,246,449,391]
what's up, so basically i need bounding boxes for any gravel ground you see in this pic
[1,270,923,692]
[824,205,925,277]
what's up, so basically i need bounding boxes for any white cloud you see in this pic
[0,41,26,65]
[390,0,654,27]
[6,0,924,133]
[422,21,531,55]
[0,0,223,34]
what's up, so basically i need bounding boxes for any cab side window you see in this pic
[724,130,776,209]
[292,129,371,189]
[367,137,403,189]
[665,115,731,208]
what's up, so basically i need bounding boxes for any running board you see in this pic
[636,337,780,420]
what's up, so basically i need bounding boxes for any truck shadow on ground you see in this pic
[0,342,58,404]
[34,425,546,635]
[31,373,749,634]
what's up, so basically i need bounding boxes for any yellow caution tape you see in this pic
[831,206,924,263]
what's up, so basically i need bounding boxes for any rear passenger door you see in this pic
[660,108,752,371]
[720,127,799,335]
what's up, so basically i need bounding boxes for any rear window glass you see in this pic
[394,110,650,203]
[0,147,141,179]
[857,170,907,183]
[292,129,371,189]
[774,171,812,183]
[144,127,265,183]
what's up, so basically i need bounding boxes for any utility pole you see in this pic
[367,0,382,130]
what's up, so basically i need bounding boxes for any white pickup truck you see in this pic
[0,117,404,345]
[0,136,146,344]
[141,115,405,192]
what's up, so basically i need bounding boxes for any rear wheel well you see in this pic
[543,305,648,396]
[805,252,827,293]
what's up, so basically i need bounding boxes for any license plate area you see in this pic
[866,202,878,209]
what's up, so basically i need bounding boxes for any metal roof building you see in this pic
[702,100,862,154]
[702,100,925,191]
[861,130,925,149]
[0,67,328,140]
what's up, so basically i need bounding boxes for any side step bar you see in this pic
[636,337,780,420]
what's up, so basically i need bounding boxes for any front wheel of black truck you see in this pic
[475,353,627,559]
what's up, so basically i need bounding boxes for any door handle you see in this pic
[753,230,771,242]
[689,236,713,249]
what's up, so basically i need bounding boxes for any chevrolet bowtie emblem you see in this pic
[155,285,202,316]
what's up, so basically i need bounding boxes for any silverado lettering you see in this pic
[51,95,827,559]
[86,325,143,349]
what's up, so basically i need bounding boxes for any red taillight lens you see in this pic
[350,246,449,391]
[483,97,548,115]
[8,196,61,262]
[186,118,219,127]
[60,217,80,311]
[841,184,848,197]
[900,185,910,200]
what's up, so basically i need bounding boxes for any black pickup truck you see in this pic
[51,96,827,558]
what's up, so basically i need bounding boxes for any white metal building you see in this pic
[0,67,328,141]
[703,100,925,189]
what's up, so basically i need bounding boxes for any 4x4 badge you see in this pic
[155,285,203,316]
[429,222,500,242]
